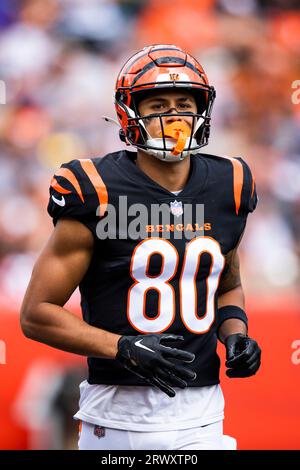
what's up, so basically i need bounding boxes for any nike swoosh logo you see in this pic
[52,195,66,207]
[135,339,155,353]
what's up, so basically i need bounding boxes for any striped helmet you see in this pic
[115,44,215,162]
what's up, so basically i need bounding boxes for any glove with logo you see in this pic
[225,333,261,378]
[116,334,196,397]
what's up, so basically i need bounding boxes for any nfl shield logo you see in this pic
[170,200,183,217]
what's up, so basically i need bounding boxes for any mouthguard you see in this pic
[159,121,191,156]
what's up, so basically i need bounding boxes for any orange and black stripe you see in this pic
[221,156,244,215]
[51,167,84,202]
[79,159,108,217]
[251,174,256,199]
[50,159,108,216]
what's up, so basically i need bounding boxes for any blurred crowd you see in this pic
[0,0,300,310]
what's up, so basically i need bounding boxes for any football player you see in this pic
[21,44,261,450]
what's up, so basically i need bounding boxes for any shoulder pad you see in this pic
[235,157,257,214]
[47,158,108,225]
[217,155,257,215]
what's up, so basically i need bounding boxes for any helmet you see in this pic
[114,44,215,162]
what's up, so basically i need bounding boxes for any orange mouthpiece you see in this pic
[159,121,191,156]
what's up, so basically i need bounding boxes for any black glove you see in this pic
[225,333,261,378]
[116,334,196,397]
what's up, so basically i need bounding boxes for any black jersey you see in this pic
[47,150,257,387]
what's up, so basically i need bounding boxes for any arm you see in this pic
[21,218,196,396]
[20,218,121,359]
[217,246,247,343]
[217,245,261,377]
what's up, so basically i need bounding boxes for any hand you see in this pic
[116,334,196,397]
[225,333,261,378]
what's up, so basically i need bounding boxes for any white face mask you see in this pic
[141,119,201,162]
[104,101,208,161]
[144,137,199,162]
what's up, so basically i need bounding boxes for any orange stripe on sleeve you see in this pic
[222,157,244,215]
[231,158,243,215]
[50,177,72,195]
[79,159,108,217]
[251,175,255,199]
[54,167,84,203]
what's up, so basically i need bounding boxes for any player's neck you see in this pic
[136,151,191,193]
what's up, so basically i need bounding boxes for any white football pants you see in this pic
[78,420,237,450]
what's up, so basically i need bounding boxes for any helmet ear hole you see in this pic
[119,129,126,143]
[116,90,129,106]
[128,126,141,144]
[119,126,141,145]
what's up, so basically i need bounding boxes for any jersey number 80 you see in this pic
[127,237,225,334]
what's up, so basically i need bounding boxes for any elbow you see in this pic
[20,320,35,340]
[20,314,34,339]
[20,304,39,340]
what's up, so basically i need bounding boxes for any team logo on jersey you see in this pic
[94,425,106,439]
[170,200,183,217]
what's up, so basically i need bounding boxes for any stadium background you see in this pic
[0,0,299,449]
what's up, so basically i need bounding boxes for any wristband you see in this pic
[217,305,248,342]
